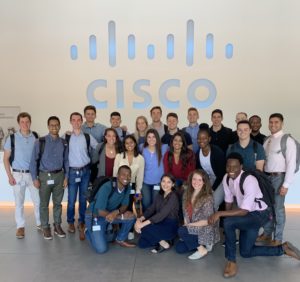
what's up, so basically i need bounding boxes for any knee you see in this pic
[223,218,235,231]
[240,249,251,258]
[94,245,108,254]
[175,241,187,254]
[177,226,186,237]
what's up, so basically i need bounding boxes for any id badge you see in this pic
[47,179,55,185]
[153,185,160,191]
[92,225,101,231]
[75,177,81,183]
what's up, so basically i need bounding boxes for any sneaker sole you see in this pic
[43,236,53,240]
[16,236,24,239]
[54,231,66,238]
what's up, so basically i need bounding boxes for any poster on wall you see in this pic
[0,106,20,151]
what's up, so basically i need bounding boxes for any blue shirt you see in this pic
[29,134,69,180]
[140,144,168,184]
[66,131,98,167]
[114,127,129,142]
[92,181,131,212]
[82,122,106,143]
[183,124,199,153]
[4,131,37,170]
[227,139,266,171]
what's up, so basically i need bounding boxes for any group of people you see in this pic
[2,105,300,278]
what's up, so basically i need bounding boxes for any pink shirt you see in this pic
[223,171,268,212]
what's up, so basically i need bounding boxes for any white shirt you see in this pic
[199,150,216,186]
[263,130,296,188]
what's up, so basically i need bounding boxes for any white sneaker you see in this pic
[206,244,213,252]
[188,250,208,260]
[128,232,135,240]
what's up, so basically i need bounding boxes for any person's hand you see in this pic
[279,186,288,196]
[63,178,68,188]
[208,212,220,225]
[134,221,143,233]
[106,210,119,222]
[33,179,40,189]
[8,175,16,186]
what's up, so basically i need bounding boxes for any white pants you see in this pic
[12,171,40,228]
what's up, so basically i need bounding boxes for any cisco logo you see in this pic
[69,20,234,109]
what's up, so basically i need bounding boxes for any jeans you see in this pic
[213,183,225,212]
[67,167,90,224]
[224,209,284,262]
[263,174,285,241]
[86,216,136,254]
[141,183,160,210]
[12,171,40,228]
[175,226,199,253]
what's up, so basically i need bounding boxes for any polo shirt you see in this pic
[4,131,37,170]
[227,139,265,171]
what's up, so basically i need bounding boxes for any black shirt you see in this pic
[161,129,193,147]
[251,132,266,145]
[209,125,233,153]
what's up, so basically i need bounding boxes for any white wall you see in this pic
[0,0,299,203]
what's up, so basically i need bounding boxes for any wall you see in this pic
[0,0,299,203]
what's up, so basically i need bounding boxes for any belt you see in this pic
[70,165,89,171]
[13,169,30,173]
[40,169,63,174]
[265,172,285,176]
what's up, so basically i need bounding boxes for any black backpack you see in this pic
[227,170,275,219]
[9,131,38,165]
[86,176,117,203]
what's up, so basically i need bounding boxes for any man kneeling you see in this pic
[208,152,300,278]
[86,165,136,253]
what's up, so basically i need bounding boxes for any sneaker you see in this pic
[36,225,42,231]
[128,232,135,240]
[16,227,25,239]
[68,223,76,233]
[188,250,208,260]
[53,224,66,238]
[43,228,53,240]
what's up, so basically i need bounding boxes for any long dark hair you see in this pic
[143,128,162,166]
[103,128,123,153]
[159,173,177,195]
[184,169,212,208]
[122,135,139,158]
[168,131,193,171]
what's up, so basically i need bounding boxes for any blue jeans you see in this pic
[86,216,136,254]
[175,226,199,253]
[67,167,91,224]
[224,209,284,262]
[263,174,285,241]
[141,183,160,210]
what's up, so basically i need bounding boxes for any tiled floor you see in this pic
[0,206,299,282]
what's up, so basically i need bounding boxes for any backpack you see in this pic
[36,137,68,175]
[9,131,38,165]
[227,170,276,219]
[279,134,300,173]
[86,176,117,203]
